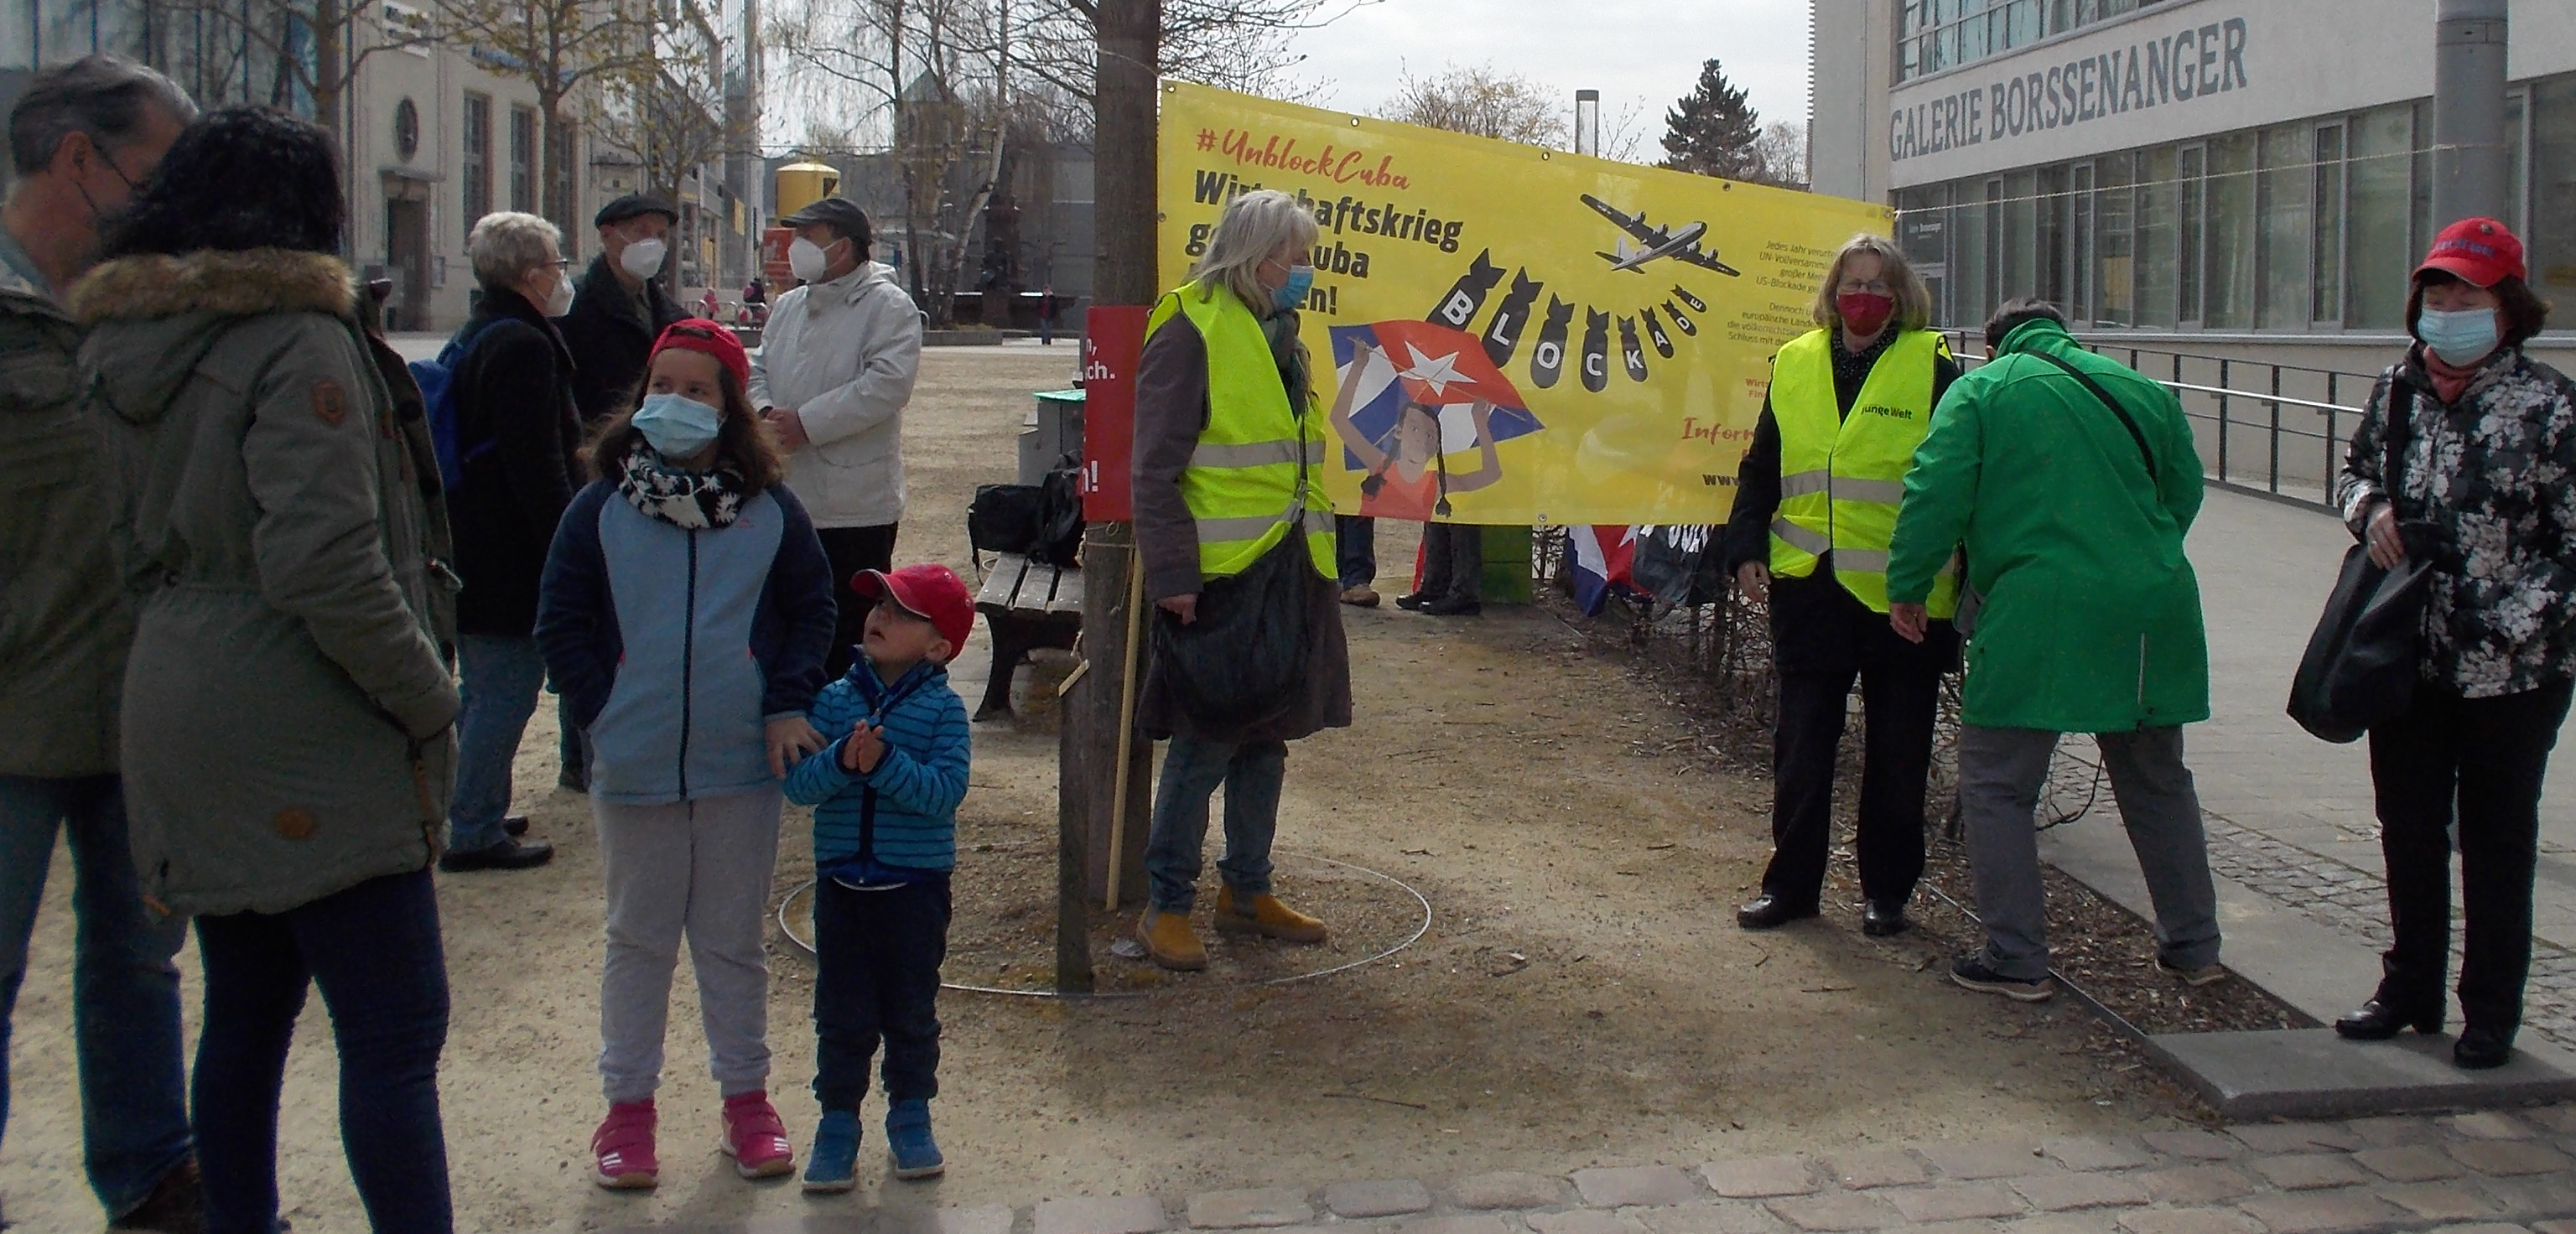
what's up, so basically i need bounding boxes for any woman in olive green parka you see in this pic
[71,106,460,1234]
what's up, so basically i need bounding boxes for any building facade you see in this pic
[1811,0,2576,376]
[4,0,763,330]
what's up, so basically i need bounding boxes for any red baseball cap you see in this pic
[2416,218,2527,288]
[853,563,975,652]
[649,318,751,388]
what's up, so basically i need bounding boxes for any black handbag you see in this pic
[2288,385,2433,744]
[968,483,1045,556]
[1150,531,1313,731]
[1032,459,1086,568]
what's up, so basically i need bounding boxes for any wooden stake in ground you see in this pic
[1105,546,1148,911]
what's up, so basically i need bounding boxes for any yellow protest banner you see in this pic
[1157,80,1893,526]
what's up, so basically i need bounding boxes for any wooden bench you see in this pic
[973,552,1084,720]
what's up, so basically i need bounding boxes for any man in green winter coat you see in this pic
[0,56,202,1231]
[1885,298,2222,1003]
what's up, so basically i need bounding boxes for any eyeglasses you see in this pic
[1836,278,1894,296]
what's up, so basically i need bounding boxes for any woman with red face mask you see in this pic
[1720,232,1961,940]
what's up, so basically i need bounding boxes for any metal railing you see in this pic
[1945,333,2375,510]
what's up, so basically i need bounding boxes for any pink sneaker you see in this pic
[591,1100,659,1190]
[719,1090,795,1179]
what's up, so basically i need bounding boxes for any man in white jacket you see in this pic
[750,196,925,678]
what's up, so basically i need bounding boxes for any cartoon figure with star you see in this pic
[1327,319,1545,521]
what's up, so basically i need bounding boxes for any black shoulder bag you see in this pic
[1148,359,1318,734]
[2288,384,2438,743]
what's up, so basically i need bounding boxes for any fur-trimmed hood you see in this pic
[68,247,355,324]
[74,248,361,432]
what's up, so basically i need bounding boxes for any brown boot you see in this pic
[1214,886,1327,943]
[1139,907,1208,971]
[111,1157,205,1233]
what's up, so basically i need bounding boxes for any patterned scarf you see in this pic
[615,446,747,530]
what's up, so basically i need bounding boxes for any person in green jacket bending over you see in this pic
[1886,298,2222,1004]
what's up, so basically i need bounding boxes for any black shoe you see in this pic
[503,814,530,837]
[439,836,556,872]
[2333,997,2444,1040]
[1420,596,1483,616]
[1736,894,1818,931]
[110,1156,203,1232]
[2455,1024,2515,1070]
[1950,953,2055,1002]
[1395,592,1429,610]
[558,769,589,791]
[1862,900,1911,937]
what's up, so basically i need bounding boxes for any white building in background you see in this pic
[1810,0,2576,378]
[3,0,761,329]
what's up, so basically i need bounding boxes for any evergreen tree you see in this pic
[1659,58,1765,181]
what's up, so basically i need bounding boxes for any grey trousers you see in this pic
[595,788,783,1104]
[1957,725,2221,981]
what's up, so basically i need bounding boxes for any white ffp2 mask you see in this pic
[619,237,667,280]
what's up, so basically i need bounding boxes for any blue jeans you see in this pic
[0,775,192,1221]
[1335,515,1377,589]
[194,868,452,1234]
[450,634,547,852]
[1143,736,1286,910]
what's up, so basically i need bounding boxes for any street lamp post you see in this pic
[2431,0,2511,228]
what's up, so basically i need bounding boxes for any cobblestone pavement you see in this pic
[623,1107,2576,1234]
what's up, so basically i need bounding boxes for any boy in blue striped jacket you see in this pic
[783,563,975,1190]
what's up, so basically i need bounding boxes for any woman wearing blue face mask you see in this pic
[2332,218,2576,1071]
[1129,188,1352,972]
[536,319,837,1186]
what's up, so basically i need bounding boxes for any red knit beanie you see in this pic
[649,319,751,388]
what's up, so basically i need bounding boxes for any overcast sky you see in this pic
[1279,0,1815,157]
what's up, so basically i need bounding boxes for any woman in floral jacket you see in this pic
[2331,217,2576,1070]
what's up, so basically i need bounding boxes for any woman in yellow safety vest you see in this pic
[1128,189,1353,972]
[1720,233,1962,940]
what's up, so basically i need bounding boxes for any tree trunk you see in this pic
[539,99,571,243]
[1057,0,1159,941]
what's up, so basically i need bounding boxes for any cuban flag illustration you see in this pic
[1567,525,1637,616]
[1328,319,1547,471]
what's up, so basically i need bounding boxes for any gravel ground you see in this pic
[4,346,2223,1234]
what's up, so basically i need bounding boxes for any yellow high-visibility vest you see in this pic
[1766,328,1959,617]
[1145,283,1337,581]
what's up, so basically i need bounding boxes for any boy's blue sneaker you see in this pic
[886,1098,945,1179]
[803,1109,860,1194]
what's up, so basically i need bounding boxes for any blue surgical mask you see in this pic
[632,392,724,459]
[1273,264,1315,313]
[2418,308,2502,367]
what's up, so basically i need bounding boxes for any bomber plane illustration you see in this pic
[1579,194,1742,277]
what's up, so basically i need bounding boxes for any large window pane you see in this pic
[2506,91,2527,237]
[2071,163,2096,324]
[2349,103,2415,330]
[2312,123,2345,325]
[1955,181,1992,329]
[2038,164,2072,308]
[2532,76,2576,314]
[2205,133,2256,329]
[2136,148,2179,329]
[2178,146,2206,324]
[2002,168,2038,303]
[2096,153,2135,327]
[1898,184,1954,326]
[2256,124,2313,331]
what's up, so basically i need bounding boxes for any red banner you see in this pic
[1080,305,1149,521]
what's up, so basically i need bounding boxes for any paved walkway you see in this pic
[2037,488,2576,1049]
[617,1108,2576,1234]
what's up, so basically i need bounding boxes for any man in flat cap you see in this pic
[750,195,924,680]
[559,192,686,428]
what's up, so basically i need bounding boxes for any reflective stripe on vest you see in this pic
[1145,285,1337,581]
[1765,328,1959,618]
